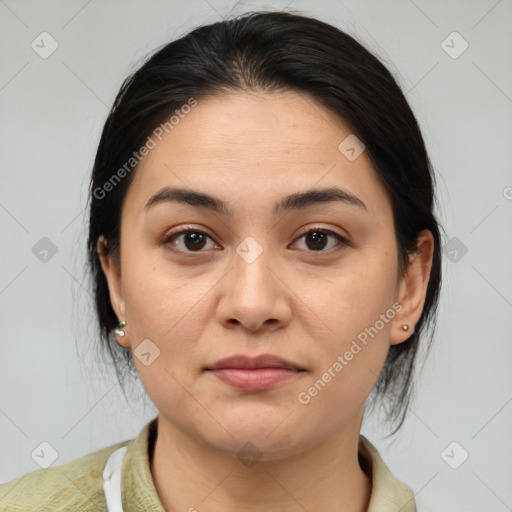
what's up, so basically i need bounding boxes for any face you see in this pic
[99,90,433,460]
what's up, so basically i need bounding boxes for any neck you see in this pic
[150,415,372,512]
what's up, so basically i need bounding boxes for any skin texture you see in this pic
[98,90,434,511]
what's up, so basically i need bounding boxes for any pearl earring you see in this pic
[113,320,127,338]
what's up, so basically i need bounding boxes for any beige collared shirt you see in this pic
[0,417,416,511]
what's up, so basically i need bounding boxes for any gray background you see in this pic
[1,0,511,510]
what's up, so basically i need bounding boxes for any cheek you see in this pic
[123,272,209,347]
[120,244,221,366]
[317,256,397,338]
[305,253,398,389]
[121,238,184,323]
[120,262,214,414]
[296,293,395,433]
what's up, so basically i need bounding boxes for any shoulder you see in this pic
[0,439,130,512]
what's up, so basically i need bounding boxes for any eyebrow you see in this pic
[144,186,367,216]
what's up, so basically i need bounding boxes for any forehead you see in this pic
[123,91,391,220]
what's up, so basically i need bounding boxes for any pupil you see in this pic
[307,231,327,250]
[185,232,206,250]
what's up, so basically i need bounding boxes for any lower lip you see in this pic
[207,368,300,391]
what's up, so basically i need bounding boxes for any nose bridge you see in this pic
[217,234,291,331]
[232,235,276,297]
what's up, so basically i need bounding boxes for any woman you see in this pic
[0,10,441,511]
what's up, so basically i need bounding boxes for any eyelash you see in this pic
[162,225,348,254]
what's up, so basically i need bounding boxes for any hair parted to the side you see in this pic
[86,10,443,436]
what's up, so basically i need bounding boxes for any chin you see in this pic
[208,430,304,463]
[200,412,311,461]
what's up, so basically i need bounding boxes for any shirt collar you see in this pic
[121,417,416,511]
[121,416,165,512]
[359,434,416,511]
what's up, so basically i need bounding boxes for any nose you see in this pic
[215,241,292,333]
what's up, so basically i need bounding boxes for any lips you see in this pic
[205,354,306,391]
[205,354,303,371]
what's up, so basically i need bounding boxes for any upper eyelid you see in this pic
[296,225,347,240]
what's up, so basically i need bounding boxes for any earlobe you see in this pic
[97,235,128,346]
[390,230,434,346]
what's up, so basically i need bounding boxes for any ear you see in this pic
[97,235,129,348]
[390,229,434,346]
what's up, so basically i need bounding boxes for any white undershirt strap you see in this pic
[102,446,128,512]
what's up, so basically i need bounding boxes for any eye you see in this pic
[163,229,221,253]
[292,227,348,252]
[163,226,348,254]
